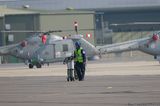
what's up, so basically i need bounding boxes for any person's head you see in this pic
[75,41,81,49]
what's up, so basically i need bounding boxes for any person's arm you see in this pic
[81,49,86,63]
[73,51,76,59]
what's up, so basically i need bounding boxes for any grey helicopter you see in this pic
[98,31,160,62]
[0,30,99,68]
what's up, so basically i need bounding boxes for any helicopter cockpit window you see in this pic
[63,44,68,52]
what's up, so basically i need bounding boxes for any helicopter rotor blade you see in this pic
[0,28,94,33]
[0,30,62,33]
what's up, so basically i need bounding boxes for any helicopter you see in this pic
[97,31,160,62]
[0,30,99,68]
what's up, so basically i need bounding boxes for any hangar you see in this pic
[95,7,160,44]
[1,0,160,45]
[0,6,39,63]
[38,10,95,44]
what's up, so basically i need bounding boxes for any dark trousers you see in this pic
[75,62,85,81]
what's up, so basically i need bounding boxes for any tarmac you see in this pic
[0,60,160,106]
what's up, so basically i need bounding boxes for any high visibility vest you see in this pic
[74,48,83,63]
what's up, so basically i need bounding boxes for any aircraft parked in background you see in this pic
[98,31,160,62]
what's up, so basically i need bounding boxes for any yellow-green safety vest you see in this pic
[74,48,83,63]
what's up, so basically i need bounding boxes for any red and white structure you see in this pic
[86,33,92,38]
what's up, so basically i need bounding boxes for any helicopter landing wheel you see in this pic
[36,63,42,68]
[29,64,34,69]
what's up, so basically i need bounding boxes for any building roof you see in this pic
[0,6,38,16]
[32,9,94,15]
[0,0,160,11]
[0,6,94,18]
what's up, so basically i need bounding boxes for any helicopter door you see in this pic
[55,40,74,59]
[39,44,55,61]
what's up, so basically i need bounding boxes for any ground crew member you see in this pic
[74,41,86,81]
[63,56,74,81]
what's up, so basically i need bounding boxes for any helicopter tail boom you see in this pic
[0,44,18,55]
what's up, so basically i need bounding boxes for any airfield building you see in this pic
[0,6,39,63]
[1,0,160,45]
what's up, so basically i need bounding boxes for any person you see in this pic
[74,41,86,81]
[63,56,74,81]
